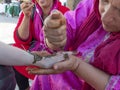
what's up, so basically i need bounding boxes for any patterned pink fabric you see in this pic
[93,32,120,74]
[106,75,120,90]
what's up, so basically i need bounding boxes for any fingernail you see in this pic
[51,9,58,14]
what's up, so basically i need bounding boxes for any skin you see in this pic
[44,10,66,50]
[37,0,53,19]
[27,0,120,90]
[0,41,49,67]
[99,0,120,32]
[17,0,54,40]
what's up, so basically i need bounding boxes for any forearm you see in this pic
[74,60,110,90]
[0,41,34,66]
[18,16,30,40]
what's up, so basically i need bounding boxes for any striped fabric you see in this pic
[106,75,120,90]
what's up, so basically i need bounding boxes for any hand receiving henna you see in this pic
[27,54,81,75]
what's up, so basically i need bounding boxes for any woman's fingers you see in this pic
[27,67,59,75]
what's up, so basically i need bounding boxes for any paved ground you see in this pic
[0,14,18,44]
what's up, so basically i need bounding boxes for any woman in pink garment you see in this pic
[28,0,120,90]
[27,0,110,90]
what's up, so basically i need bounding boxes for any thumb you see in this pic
[53,60,70,70]
[50,9,63,19]
[51,9,66,25]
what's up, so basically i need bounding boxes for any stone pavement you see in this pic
[0,14,18,44]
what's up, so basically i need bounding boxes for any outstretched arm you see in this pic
[0,41,34,65]
[0,41,51,67]
[0,41,71,68]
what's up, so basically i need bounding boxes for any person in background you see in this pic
[28,0,120,90]
[0,41,48,90]
[13,0,69,89]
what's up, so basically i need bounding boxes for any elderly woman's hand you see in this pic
[44,10,67,50]
[20,1,34,17]
[27,55,81,75]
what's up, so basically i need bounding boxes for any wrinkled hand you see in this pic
[44,10,67,50]
[20,1,34,17]
[27,55,81,75]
